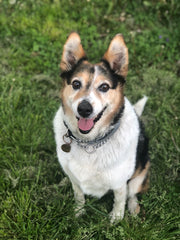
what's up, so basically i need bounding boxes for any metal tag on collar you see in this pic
[61,132,72,153]
[84,145,96,154]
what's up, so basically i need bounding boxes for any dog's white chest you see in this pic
[61,141,136,198]
[67,155,110,197]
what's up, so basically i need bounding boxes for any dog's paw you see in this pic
[128,197,140,215]
[75,207,86,218]
[109,209,124,223]
[58,177,69,187]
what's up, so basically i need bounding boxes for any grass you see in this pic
[0,0,180,239]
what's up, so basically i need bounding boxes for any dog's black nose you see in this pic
[78,100,93,118]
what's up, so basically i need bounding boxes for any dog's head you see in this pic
[60,32,128,140]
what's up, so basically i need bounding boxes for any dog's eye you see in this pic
[98,83,110,92]
[72,80,81,90]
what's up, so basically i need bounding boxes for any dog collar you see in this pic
[62,117,122,154]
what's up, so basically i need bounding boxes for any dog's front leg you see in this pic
[110,185,127,223]
[72,182,85,217]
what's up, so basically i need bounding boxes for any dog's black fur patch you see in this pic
[135,120,149,171]
[90,66,95,74]
[60,57,88,84]
[101,59,126,88]
[61,58,126,89]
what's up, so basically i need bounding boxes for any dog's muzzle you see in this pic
[77,100,107,134]
[77,100,94,134]
[78,100,93,118]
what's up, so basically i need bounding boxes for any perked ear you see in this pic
[102,34,128,78]
[60,32,86,72]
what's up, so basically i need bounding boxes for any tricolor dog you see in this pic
[53,32,150,222]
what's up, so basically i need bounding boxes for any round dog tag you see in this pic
[61,144,71,153]
[85,145,95,154]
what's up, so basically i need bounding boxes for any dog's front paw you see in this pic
[75,206,86,218]
[109,209,124,223]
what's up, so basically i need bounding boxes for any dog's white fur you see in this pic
[54,96,147,222]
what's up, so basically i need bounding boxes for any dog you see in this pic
[53,32,150,222]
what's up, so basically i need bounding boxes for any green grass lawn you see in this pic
[0,0,180,239]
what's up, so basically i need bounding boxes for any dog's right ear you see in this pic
[60,32,86,72]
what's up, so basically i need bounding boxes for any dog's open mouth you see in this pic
[77,107,106,134]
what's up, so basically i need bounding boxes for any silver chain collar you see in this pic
[63,120,121,154]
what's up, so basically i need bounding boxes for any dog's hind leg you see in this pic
[110,185,127,223]
[72,182,85,217]
[127,161,150,215]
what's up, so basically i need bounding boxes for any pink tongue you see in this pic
[78,118,94,131]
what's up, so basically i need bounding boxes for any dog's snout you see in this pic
[78,100,93,118]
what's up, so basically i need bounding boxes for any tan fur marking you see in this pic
[73,89,88,102]
[140,172,150,193]
[103,84,124,126]
[135,204,140,214]
[61,83,74,117]
[72,70,94,101]
[131,161,150,193]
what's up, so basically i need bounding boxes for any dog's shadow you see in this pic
[84,190,114,218]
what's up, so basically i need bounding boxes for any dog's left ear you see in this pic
[60,32,87,72]
[102,34,128,78]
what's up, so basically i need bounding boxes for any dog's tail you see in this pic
[134,96,148,117]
